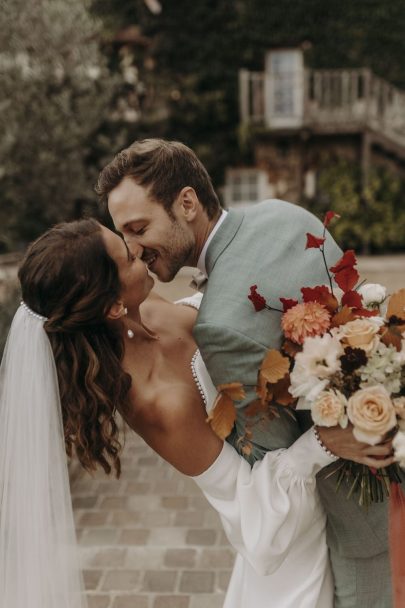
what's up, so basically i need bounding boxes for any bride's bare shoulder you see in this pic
[141,291,197,331]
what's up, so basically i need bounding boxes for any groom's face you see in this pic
[108,177,195,282]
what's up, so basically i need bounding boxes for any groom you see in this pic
[97,138,394,607]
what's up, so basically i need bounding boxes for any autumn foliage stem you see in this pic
[320,245,335,296]
[265,304,284,313]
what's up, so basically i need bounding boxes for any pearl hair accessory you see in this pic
[20,301,47,322]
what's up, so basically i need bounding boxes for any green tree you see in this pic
[241,0,405,87]
[0,0,119,251]
[312,160,405,252]
[92,0,244,186]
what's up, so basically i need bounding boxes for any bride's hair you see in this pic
[18,218,131,478]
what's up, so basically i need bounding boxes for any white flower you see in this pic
[393,430,405,469]
[289,334,343,401]
[358,283,387,311]
[289,370,329,401]
[394,397,405,431]
[359,342,402,395]
[395,338,405,365]
[311,390,348,428]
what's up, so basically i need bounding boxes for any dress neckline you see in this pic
[190,349,207,407]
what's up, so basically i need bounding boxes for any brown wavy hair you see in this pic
[96,138,221,220]
[18,219,132,478]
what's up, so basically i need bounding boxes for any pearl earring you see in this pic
[127,329,134,339]
[123,307,128,315]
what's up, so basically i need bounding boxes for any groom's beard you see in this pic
[144,222,194,282]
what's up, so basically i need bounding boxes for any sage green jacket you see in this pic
[193,200,390,563]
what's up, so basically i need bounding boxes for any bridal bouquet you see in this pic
[244,211,405,506]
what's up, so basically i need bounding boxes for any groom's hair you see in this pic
[96,139,220,220]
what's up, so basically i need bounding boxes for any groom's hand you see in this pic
[317,424,395,469]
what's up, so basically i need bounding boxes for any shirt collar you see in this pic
[197,209,228,277]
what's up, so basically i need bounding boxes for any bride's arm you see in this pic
[191,428,334,576]
[134,390,334,576]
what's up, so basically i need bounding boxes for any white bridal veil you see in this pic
[0,303,87,607]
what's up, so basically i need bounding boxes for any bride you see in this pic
[0,218,393,608]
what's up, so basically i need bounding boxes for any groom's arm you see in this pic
[194,322,302,462]
[193,322,266,406]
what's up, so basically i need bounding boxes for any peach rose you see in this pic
[336,318,380,353]
[311,390,348,428]
[347,385,396,445]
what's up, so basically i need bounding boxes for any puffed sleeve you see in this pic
[191,427,336,576]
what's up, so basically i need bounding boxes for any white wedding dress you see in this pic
[179,294,335,608]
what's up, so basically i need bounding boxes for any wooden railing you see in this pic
[239,67,405,147]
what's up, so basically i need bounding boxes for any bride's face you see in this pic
[101,226,154,309]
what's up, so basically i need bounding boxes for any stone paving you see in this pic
[70,428,235,608]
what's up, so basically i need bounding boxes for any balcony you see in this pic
[239,67,405,149]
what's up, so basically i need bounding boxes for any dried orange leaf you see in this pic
[381,326,403,351]
[244,399,268,418]
[331,306,357,328]
[207,394,236,440]
[272,374,295,406]
[282,340,302,358]
[216,382,246,401]
[386,289,405,329]
[260,349,290,384]
[256,372,272,404]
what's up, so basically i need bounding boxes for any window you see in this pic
[224,169,273,208]
[265,49,304,128]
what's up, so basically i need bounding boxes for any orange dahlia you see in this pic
[281,301,331,345]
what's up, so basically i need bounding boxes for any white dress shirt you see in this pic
[197,209,228,277]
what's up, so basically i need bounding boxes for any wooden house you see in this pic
[224,48,405,208]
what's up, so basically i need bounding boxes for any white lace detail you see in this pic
[191,350,207,407]
[176,293,217,412]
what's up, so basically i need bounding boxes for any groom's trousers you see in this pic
[330,550,391,608]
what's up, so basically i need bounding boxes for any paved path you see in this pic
[71,428,235,608]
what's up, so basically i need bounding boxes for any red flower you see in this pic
[330,250,359,293]
[280,297,299,312]
[334,267,360,293]
[301,285,339,313]
[302,285,331,304]
[341,290,363,309]
[306,233,326,249]
[330,250,357,274]
[248,285,267,312]
[323,211,340,228]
